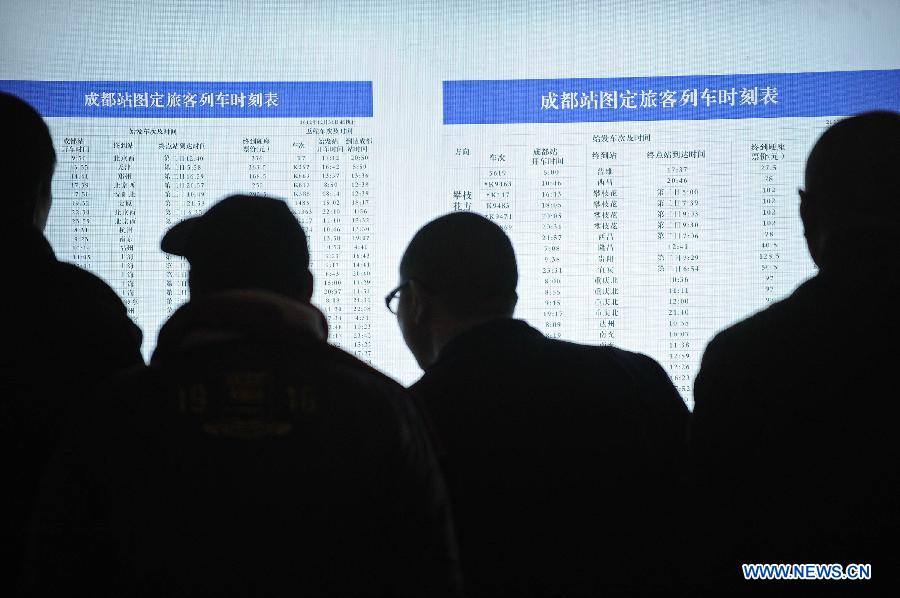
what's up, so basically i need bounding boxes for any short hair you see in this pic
[804,111,900,226]
[0,92,56,226]
[400,212,518,316]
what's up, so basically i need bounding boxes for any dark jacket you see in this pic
[1,226,142,592]
[691,234,900,593]
[411,318,689,597]
[27,290,462,598]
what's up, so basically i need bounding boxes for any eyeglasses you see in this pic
[384,280,411,314]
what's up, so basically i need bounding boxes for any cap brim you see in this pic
[160,216,200,256]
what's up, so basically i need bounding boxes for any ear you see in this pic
[798,190,824,268]
[187,268,199,298]
[301,270,314,302]
[407,279,430,325]
[32,177,53,232]
[798,189,810,229]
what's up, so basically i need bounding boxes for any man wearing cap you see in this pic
[30,195,463,597]
[0,92,143,592]
[691,112,900,593]
[388,212,690,597]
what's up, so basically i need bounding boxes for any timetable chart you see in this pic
[2,68,899,406]
[443,70,900,404]
[2,80,375,362]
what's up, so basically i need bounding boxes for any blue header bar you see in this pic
[444,69,900,124]
[0,80,373,118]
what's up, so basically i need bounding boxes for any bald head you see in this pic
[400,212,518,317]
[804,111,900,227]
[0,92,56,230]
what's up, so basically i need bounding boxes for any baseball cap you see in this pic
[162,194,311,297]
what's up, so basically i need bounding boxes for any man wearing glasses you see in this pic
[387,211,689,597]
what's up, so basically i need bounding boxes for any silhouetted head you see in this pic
[801,111,900,267]
[0,92,56,231]
[395,212,518,369]
[162,195,313,302]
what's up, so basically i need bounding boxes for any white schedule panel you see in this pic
[2,1,899,406]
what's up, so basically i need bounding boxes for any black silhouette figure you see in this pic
[691,111,900,594]
[390,212,690,597]
[0,92,143,594]
[29,195,463,597]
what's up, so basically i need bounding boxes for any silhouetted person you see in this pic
[29,195,462,597]
[691,111,900,594]
[389,212,690,597]
[0,92,143,594]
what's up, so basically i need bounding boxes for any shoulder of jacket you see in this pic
[54,262,128,307]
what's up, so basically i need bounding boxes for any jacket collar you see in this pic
[433,318,540,367]
[7,225,56,272]
[152,290,328,365]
